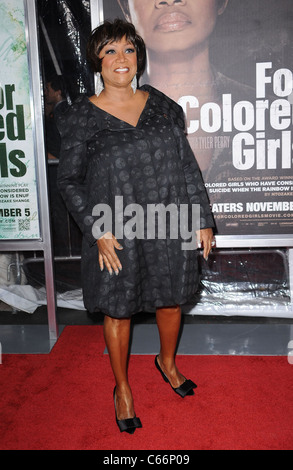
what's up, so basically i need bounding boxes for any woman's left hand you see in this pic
[197,228,215,260]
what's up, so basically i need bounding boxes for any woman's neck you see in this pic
[101,83,134,103]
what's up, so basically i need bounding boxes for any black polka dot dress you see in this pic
[57,85,214,318]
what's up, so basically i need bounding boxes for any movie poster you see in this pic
[93,0,293,237]
[0,0,40,239]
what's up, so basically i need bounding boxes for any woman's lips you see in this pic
[155,12,192,32]
[114,67,129,73]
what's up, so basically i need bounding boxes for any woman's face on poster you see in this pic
[125,0,228,54]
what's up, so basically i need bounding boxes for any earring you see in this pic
[131,75,137,94]
[95,72,104,97]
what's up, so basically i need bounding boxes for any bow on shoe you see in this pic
[155,355,197,398]
[113,387,142,434]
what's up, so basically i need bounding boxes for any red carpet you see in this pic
[1,325,293,450]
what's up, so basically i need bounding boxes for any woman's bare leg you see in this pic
[103,315,134,420]
[155,305,185,388]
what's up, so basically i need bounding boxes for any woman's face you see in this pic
[126,0,226,54]
[99,36,137,88]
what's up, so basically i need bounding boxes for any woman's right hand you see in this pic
[97,232,123,275]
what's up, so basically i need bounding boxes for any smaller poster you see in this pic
[0,0,40,239]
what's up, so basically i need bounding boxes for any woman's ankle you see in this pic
[157,354,185,388]
[114,383,135,420]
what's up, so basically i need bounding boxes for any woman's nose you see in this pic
[116,51,127,61]
[154,0,186,8]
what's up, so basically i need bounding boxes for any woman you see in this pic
[57,19,214,434]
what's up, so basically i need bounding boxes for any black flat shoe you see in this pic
[113,387,142,434]
[155,355,197,398]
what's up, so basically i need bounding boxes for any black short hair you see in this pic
[86,18,146,79]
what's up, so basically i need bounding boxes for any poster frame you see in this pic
[0,0,58,342]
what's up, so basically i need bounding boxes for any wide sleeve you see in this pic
[56,98,97,246]
[173,107,215,230]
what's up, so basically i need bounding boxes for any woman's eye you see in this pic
[103,47,135,55]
